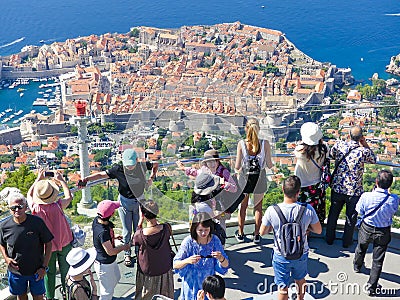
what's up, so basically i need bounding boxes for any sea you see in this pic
[0,0,400,124]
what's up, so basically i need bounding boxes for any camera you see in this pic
[44,171,54,177]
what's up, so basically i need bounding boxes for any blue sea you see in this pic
[0,0,400,117]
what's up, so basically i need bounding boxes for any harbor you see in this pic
[0,78,56,127]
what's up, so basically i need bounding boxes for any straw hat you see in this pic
[203,149,220,163]
[33,180,59,204]
[66,247,96,276]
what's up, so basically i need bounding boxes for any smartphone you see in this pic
[44,171,54,177]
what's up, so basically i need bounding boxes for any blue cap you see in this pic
[122,149,137,166]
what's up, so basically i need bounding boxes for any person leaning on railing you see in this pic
[78,148,158,267]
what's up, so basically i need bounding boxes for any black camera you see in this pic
[44,171,54,177]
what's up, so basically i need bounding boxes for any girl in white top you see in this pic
[294,122,329,224]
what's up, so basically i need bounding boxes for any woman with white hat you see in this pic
[294,122,329,224]
[27,169,73,300]
[66,247,98,300]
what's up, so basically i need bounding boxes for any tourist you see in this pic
[197,275,227,300]
[66,247,98,300]
[235,117,273,243]
[260,175,322,300]
[353,170,399,296]
[190,173,229,241]
[0,192,54,300]
[92,200,131,300]
[294,122,329,224]
[177,149,240,214]
[79,148,158,266]
[26,170,73,300]
[325,125,376,247]
[173,212,229,300]
[133,200,174,300]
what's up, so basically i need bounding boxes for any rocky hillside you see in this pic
[386,54,400,76]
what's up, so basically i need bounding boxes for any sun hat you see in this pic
[122,149,137,166]
[97,200,120,218]
[194,173,221,196]
[203,149,220,163]
[66,247,96,276]
[33,180,59,204]
[300,122,323,146]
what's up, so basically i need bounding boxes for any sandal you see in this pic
[124,255,131,267]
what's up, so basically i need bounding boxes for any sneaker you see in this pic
[235,230,245,243]
[353,264,361,273]
[253,233,261,244]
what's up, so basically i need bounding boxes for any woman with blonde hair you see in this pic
[235,117,273,244]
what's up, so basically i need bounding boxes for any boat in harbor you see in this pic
[15,110,23,116]
[17,87,26,92]
[33,98,47,106]
[5,108,12,113]
[20,92,24,97]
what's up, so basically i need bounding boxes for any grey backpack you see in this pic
[273,204,306,260]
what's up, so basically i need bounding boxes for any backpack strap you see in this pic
[272,204,288,224]
[294,204,307,224]
[68,280,91,300]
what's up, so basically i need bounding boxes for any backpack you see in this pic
[273,204,306,260]
[213,221,226,246]
[241,140,261,176]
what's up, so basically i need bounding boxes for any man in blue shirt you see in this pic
[353,170,399,297]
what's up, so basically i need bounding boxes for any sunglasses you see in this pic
[9,204,25,211]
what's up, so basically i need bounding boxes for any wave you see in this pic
[385,13,400,16]
[0,37,25,49]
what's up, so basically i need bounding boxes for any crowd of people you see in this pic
[0,117,399,300]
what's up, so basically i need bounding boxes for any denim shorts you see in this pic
[272,252,308,288]
[8,271,46,296]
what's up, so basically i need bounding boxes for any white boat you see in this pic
[30,110,36,114]
[45,89,52,93]
[38,91,44,94]
[33,98,47,106]
[13,120,20,124]
[47,99,61,107]
[20,92,24,97]
[5,108,12,113]
[9,114,15,119]
[43,94,50,98]
[15,110,23,116]
[42,111,49,115]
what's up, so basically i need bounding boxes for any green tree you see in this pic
[1,165,36,195]
[129,28,140,38]
[380,97,398,120]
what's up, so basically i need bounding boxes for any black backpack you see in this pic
[241,140,261,175]
[273,204,306,260]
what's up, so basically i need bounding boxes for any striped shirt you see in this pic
[356,188,399,228]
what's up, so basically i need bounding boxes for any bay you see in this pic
[0,0,400,116]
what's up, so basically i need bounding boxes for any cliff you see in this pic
[386,54,400,76]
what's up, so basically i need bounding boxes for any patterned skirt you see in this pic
[298,182,326,224]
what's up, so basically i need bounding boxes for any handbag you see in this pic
[56,203,86,248]
[310,156,331,191]
[356,194,390,228]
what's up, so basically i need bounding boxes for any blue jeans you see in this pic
[118,194,141,256]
